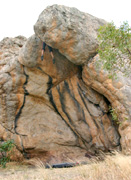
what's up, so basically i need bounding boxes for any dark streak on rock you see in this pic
[65,79,93,143]
[57,85,72,124]
[77,82,119,149]
[46,76,62,116]
[64,80,81,111]
[37,66,42,71]
[57,82,90,148]
[68,79,91,126]
[46,76,53,94]
[56,84,83,140]
[37,66,51,77]
[7,72,11,77]
[46,79,79,141]
[14,65,29,134]
[81,108,92,142]
[64,79,92,143]
[13,65,29,158]
[77,82,100,129]
[19,135,30,159]
[1,122,28,159]
[0,123,15,134]
[48,89,60,115]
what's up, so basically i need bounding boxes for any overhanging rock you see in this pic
[34,4,106,65]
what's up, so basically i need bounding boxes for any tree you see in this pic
[97,21,131,77]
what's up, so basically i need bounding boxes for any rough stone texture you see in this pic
[82,55,131,154]
[0,36,27,160]
[0,5,130,164]
[0,34,120,163]
[34,4,106,65]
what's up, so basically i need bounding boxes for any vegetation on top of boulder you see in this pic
[97,21,131,77]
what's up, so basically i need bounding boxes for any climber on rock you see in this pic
[41,42,55,64]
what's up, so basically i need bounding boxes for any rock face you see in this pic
[0,5,130,163]
[82,55,131,154]
[34,5,106,65]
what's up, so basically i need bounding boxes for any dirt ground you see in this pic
[0,153,131,180]
[0,163,84,180]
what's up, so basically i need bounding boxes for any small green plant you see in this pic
[97,21,131,77]
[109,106,119,124]
[0,139,14,168]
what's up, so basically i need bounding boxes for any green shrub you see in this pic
[0,139,14,168]
[109,106,119,124]
[97,21,131,77]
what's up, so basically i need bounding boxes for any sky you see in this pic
[0,0,130,41]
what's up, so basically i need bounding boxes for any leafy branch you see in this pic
[97,21,131,77]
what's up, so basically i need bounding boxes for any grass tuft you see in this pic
[0,152,131,180]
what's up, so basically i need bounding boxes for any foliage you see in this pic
[109,106,120,125]
[97,21,131,77]
[0,139,14,168]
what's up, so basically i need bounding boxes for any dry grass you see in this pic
[0,152,131,180]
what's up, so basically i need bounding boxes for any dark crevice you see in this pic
[57,83,90,148]
[37,66,81,90]
[14,95,26,132]
[80,77,120,138]
[37,63,120,152]
[64,80,81,111]
[46,75,92,149]
[103,96,110,106]
[37,66,51,77]
[19,135,29,159]
[64,79,92,143]
[14,65,29,135]
[81,78,120,143]
[57,85,72,124]
[46,76,78,140]
[35,70,89,148]
[48,89,60,115]
[46,76,53,94]
[77,80,106,115]
[7,72,11,77]
[77,65,83,79]
[49,89,80,140]
[81,108,92,143]
[47,85,79,141]
[0,123,28,159]
[87,52,98,62]
[77,82,99,129]
[45,74,88,148]
[68,79,91,128]
[77,82,117,149]
[0,123,15,134]
[78,81,121,148]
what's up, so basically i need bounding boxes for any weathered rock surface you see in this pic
[0,5,130,163]
[82,55,131,154]
[34,4,106,65]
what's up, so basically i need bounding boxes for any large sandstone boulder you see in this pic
[0,5,130,163]
[34,4,106,65]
